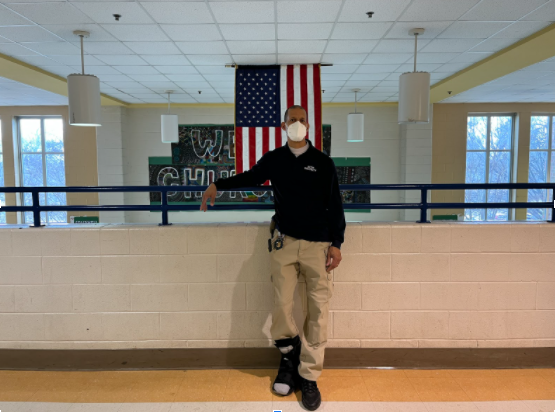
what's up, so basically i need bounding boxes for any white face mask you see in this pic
[286,121,307,141]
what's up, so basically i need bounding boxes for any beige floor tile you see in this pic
[364,376,422,402]
[409,377,472,402]
[320,369,362,378]
[173,378,228,402]
[455,377,520,402]
[223,378,273,402]
[317,377,371,402]
[403,369,453,378]
[496,376,555,400]
[359,369,407,379]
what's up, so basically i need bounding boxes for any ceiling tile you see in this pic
[373,39,431,53]
[233,54,276,64]
[176,41,228,54]
[277,54,321,64]
[322,53,367,64]
[438,21,511,39]
[322,73,352,81]
[411,52,460,63]
[421,38,482,53]
[142,55,191,65]
[331,22,392,39]
[96,74,132,82]
[209,1,274,23]
[363,53,411,64]
[42,24,115,43]
[349,73,389,80]
[460,0,549,21]
[114,65,159,75]
[0,26,61,42]
[522,1,555,21]
[7,2,93,24]
[46,54,104,66]
[321,80,345,87]
[399,0,480,21]
[321,65,359,73]
[356,64,401,73]
[207,81,233,88]
[203,74,234,82]
[0,43,37,56]
[277,1,342,23]
[124,41,180,55]
[395,63,442,72]
[154,65,198,74]
[468,37,516,52]
[169,95,197,103]
[277,40,326,54]
[377,80,399,87]
[338,0,410,22]
[220,24,275,41]
[186,54,231,65]
[277,23,333,40]
[138,80,178,89]
[72,65,120,74]
[193,65,230,75]
[22,41,80,55]
[165,74,206,82]
[0,8,33,25]
[160,24,221,41]
[385,21,453,39]
[42,66,75,77]
[127,74,169,82]
[493,21,550,38]
[73,2,154,24]
[70,41,133,55]
[94,54,148,65]
[227,40,274,54]
[325,40,378,53]
[101,24,169,41]
[141,2,214,24]
[434,62,473,73]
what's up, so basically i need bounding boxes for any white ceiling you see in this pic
[0,76,68,105]
[0,0,553,104]
[441,55,555,103]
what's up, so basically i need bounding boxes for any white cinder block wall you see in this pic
[96,105,409,224]
[0,222,554,349]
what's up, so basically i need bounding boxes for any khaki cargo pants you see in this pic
[269,228,334,382]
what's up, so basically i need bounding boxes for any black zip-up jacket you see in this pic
[214,138,346,249]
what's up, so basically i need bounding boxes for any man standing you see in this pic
[200,105,346,411]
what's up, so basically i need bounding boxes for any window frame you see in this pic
[14,115,66,224]
[527,113,554,221]
[465,113,517,221]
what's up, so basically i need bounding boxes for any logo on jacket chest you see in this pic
[304,165,317,172]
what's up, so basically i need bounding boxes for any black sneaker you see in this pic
[300,376,321,411]
[272,335,301,396]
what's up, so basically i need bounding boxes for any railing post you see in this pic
[31,190,42,227]
[418,188,431,223]
[159,189,172,226]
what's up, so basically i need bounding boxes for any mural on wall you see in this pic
[149,124,370,211]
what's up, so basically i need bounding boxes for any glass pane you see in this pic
[47,192,67,224]
[530,116,549,150]
[467,116,487,150]
[0,154,3,186]
[487,189,509,221]
[20,118,42,152]
[44,118,64,153]
[489,151,510,183]
[528,151,548,183]
[551,151,555,183]
[527,188,548,221]
[464,189,486,221]
[553,116,555,149]
[465,152,486,183]
[46,154,65,186]
[21,154,43,187]
[490,116,512,150]
[23,192,46,224]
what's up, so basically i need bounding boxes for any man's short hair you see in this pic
[284,105,307,122]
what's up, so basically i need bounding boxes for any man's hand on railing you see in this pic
[200,183,218,212]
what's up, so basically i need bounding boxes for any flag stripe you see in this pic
[275,126,281,149]
[293,64,301,106]
[287,65,294,109]
[307,64,315,147]
[249,127,256,170]
[300,64,308,143]
[313,64,322,151]
[236,127,243,175]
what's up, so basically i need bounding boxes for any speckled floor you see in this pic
[1,369,554,411]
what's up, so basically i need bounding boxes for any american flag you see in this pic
[234,64,322,182]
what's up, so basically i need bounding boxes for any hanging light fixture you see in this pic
[347,88,364,142]
[398,28,430,124]
[161,90,179,143]
[67,30,101,127]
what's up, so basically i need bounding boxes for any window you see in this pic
[0,120,5,224]
[16,117,66,224]
[527,115,554,221]
[465,115,515,221]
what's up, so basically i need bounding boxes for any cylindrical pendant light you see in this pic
[67,31,101,127]
[398,28,430,124]
[161,91,179,143]
[347,88,364,142]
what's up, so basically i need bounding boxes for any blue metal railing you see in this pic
[0,183,554,227]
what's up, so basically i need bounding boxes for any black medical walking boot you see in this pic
[299,376,321,411]
[272,335,302,396]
